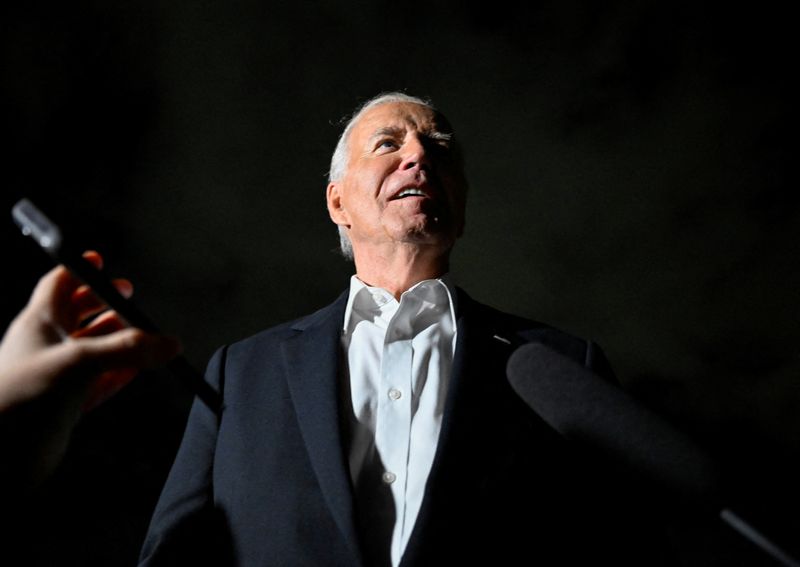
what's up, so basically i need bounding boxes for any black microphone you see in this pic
[506,342,799,567]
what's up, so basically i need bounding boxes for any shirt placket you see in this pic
[375,295,417,564]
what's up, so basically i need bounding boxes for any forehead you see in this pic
[349,102,451,144]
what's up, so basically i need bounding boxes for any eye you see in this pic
[375,139,399,152]
[426,138,453,158]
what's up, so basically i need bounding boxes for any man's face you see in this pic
[327,101,467,257]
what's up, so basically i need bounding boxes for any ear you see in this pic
[326,182,350,227]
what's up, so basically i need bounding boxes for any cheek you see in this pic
[341,190,383,230]
[348,169,392,207]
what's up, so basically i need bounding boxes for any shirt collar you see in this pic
[342,274,458,334]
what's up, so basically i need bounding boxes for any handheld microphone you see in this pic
[506,342,799,567]
[11,198,222,414]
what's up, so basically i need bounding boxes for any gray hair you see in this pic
[329,92,435,259]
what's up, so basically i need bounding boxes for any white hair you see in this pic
[329,92,435,260]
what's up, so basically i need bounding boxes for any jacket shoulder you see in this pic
[460,291,616,382]
[223,290,349,353]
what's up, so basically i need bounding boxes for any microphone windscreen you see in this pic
[507,342,719,502]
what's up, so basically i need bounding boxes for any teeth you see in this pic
[397,188,426,198]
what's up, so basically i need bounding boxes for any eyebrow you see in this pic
[368,126,454,144]
[368,126,405,144]
[428,131,453,142]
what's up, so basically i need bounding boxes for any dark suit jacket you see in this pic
[139,289,669,566]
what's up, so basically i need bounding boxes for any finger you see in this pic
[81,250,103,270]
[75,329,182,412]
[113,278,133,298]
[72,310,127,338]
[22,266,85,339]
[61,250,108,326]
[70,286,107,326]
[73,278,133,302]
[29,266,82,315]
[69,279,134,326]
[70,328,182,371]
[26,250,104,320]
[0,329,179,413]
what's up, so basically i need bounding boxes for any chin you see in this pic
[403,230,456,253]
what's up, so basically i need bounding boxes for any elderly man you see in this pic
[139,93,657,566]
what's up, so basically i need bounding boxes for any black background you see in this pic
[2,1,798,564]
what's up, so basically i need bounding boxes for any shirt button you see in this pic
[388,388,402,401]
[382,471,396,484]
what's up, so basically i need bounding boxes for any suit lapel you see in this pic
[280,293,364,567]
[400,291,521,565]
[434,289,522,478]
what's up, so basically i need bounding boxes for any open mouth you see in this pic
[393,187,428,199]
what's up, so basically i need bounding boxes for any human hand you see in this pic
[0,252,180,486]
[0,251,181,414]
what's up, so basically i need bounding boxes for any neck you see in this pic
[353,242,450,299]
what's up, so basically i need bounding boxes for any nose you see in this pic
[399,134,432,172]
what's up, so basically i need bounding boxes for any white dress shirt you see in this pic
[341,275,458,567]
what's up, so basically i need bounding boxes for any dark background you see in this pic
[2,1,798,565]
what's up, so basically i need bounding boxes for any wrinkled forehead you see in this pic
[349,102,455,146]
